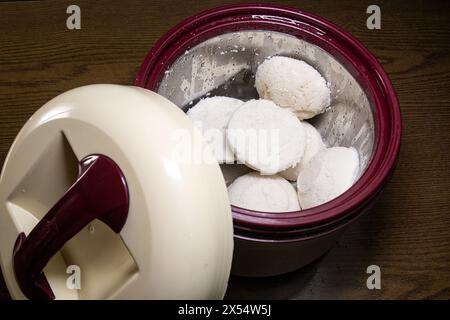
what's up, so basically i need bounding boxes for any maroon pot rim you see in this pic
[234,179,387,241]
[135,3,402,236]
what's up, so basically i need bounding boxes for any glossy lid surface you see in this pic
[0,84,233,299]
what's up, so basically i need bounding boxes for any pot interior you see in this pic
[156,30,375,181]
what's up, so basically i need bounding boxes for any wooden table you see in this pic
[0,0,449,300]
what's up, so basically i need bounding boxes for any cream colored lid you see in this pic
[0,84,233,299]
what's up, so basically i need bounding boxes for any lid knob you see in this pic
[12,155,129,300]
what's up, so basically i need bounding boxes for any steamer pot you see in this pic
[135,4,401,276]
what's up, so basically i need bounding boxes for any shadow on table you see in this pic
[225,254,326,300]
[0,269,11,300]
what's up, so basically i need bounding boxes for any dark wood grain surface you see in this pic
[0,0,449,300]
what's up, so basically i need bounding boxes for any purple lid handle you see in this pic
[12,155,129,300]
